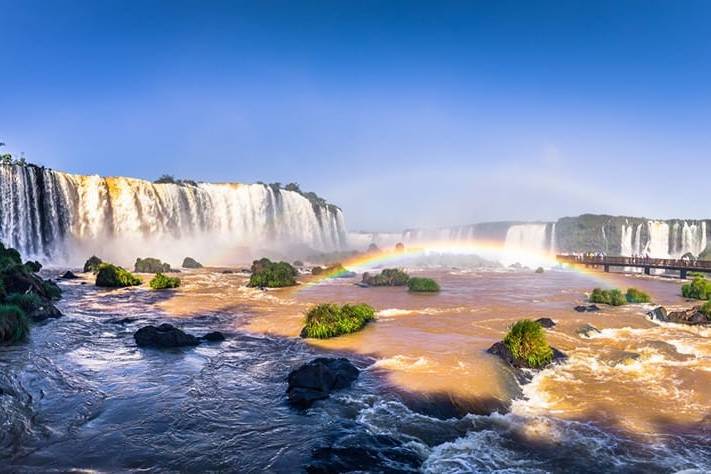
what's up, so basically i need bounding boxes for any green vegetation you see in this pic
[5,292,43,313]
[95,263,142,288]
[681,273,711,300]
[625,288,651,304]
[134,257,172,273]
[503,319,554,369]
[154,174,198,187]
[149,273,181,290]
[83,255,103,273]
[300,303,376,339]
[0,304,30,343]
[590,288,627,306]
[312,263,353,277]
[248,258,297,288]
[362,268,410,287]
[699,301,711,318]
[407,277,440,292]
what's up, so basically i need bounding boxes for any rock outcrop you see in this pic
[182,257,203,269]
[647,306,710,325]
[286,358,359,407]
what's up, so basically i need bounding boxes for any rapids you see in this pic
[2,266,709,472]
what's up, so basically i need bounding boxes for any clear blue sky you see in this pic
[2,1,710,231]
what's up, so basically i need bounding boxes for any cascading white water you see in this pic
[620,224,634,256]
[679,222,707,257]
[503,224,549,266]
[644,221,670,258]
[0,164,347,264]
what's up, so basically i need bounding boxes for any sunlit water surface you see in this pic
[1,267,710,472]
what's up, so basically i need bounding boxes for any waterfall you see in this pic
[503,224,549,266]
[0,164,347,264]
[620,224,634,256]
[644,221,670,258]
[549,222,557,253]
[679,221,707,257]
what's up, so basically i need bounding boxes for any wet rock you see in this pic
[535,267,545,274]
[105,317,138,325]
[648,305,710,325]
[134,257,172,273]
[287,358,359,407]
[647,306,668,322]
[577,324,601,337]
[221,270,235,274]
[28,302,63,322]
[608,350,641,366]
[535,317,556,328]
[574,304,600,313]
[60,271,80,279]
[134,323,200,348]
[201,331,226,342]
[182,257,203,269]
[83,255,103,273]
[487,341,567,371]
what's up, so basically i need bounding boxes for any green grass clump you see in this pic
[248,258,297,288]
[590,288,627,306]
[625,288,651,304]
[5,292,43,313]
[681,274,711,300]
[95,263,142,288]
[699,301,711,319]
[300,303,376,339]
[83,255,103,273]
[0,304,30,343]
[503,319,554,369]
[407,277,440,292]
[362,268,410,286]
[149,272,181,290]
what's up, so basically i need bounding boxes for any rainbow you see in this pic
[297,239,631,291]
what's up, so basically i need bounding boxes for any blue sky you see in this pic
[1,1,710,231]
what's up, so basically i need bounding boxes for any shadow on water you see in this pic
[1,274,710,473]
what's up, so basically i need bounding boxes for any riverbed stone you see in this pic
[201,331,226,342]
[535,317,556,328]
[574,304,600,313]
[60,271,80,279]
[134,323,200,348]
[577,324,601,337]
[287,357,360,407]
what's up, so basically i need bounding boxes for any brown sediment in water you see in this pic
[158,267,711,437]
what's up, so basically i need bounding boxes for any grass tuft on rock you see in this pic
[248,258,297,288]
[5,292,43,313]
[407,277,440,292]
[0,304,30,343]
[149,272,181,290]
[83,255,103,273]
[681,273,711,300]
[96,263,142,288]
[503,319,554,369]
[625,288,651,304]
[362,268,410,286]
[590,288,627,306]
[300,303,375,339]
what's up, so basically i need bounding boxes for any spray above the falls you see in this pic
[0,164,347,264]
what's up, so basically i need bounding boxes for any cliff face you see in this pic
[0,164,347,264]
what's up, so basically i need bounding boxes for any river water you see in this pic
[1,266,710,472]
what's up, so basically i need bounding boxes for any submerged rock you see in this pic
[28,302,63,322]
[287,358,359,407]
[134,323,200,348]
[201,331,226,342]
[577,324,601,338]
[535,317,556,328]
[105,317,138,325]
[60,271,80,279]
[574,304,600,313]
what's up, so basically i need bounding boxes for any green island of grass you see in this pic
[300,303,375,339]
[248,258,297,288]
[362,268,410,286]
[589,288,627,306]
[149,272,181,290]
[96,263,143,288]
[407,277,440,292]
[625,288,651,303]
[682,273,711,300]
[503,319,554,369]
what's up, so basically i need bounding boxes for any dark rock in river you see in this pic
[535,317,556,328]
[647,306,710,325]
[134,323,200,348]
[105,317,138,325]
[134,257,172,274]
[487,342,567,371]
[575,304,600,313]
[577,324,601,337]
[182,257,203,269]
[201,331,226,342]
[60,271,80,279]
[28,302,63,322]
[287,358,359,407]
[83,255,103,273]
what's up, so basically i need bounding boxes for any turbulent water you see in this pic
[3,265,709,472]
[0,164,346,264]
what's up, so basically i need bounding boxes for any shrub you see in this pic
[362,268,410,287]
[681,274,711,300]
[699,301,711,319]
[625,288,651,304]
[407,277,440,292]
[24,260,42,273]
[83,255,103,273]
[248,258,297,288]
[300,303,376,339]
[0,304,30,343]
[503,319,554,369]
[96,263,142,288]
[182,257,203,269]
[43,280,62,300]
[590,288,627,306]
[134,257,172,273]
[5,292,43,313]
[149,273,181,290]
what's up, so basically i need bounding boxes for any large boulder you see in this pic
[182,257,203,269]
[60,271,80,279]
[574,304,600,313]
[27,301,63,322]
[134,323,200,348]
[649,306,710,325]
[287,358,359,407]
[535,317,556,329]
[83,256,103,273]
[134,257,172,273]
